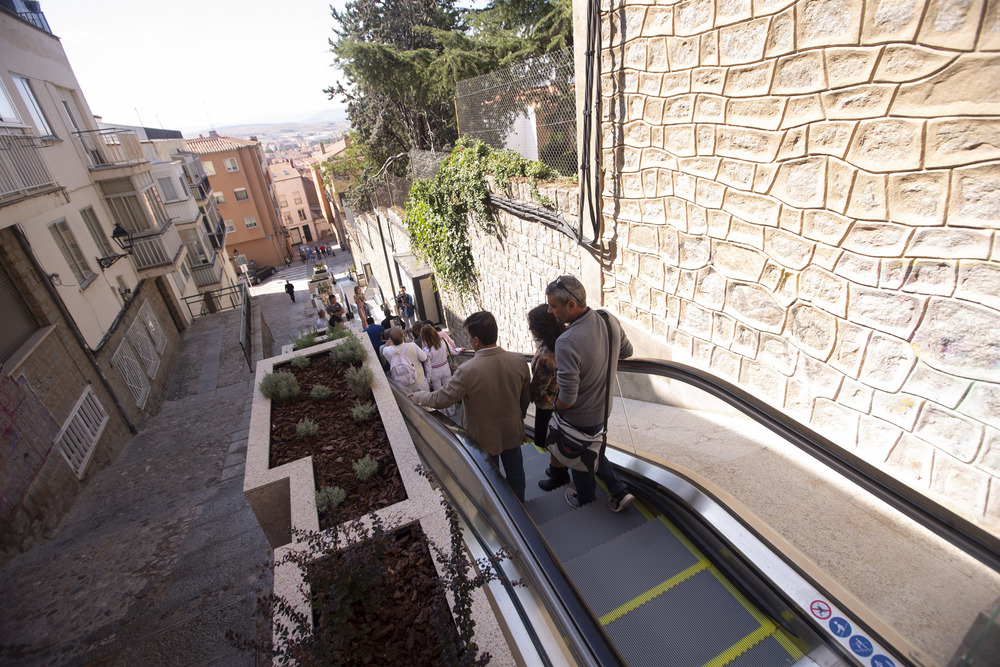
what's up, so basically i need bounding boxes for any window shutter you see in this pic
[0,263,40,362]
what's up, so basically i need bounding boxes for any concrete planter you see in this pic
[242,335,511,661]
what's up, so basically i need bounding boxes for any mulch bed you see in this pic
[269,352,407,530]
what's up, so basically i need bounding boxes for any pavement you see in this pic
[0,249,354,666]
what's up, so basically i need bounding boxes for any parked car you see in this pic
[250,266,277,285]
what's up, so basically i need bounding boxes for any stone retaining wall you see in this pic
[590,0,1000,528]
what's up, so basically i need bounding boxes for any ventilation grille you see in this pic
[55,386,108,478]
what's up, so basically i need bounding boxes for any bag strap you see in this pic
[597,310,615,447]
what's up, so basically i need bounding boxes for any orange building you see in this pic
[186,132,289,271]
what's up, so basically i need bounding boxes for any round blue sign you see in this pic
[829,617,852,638]
[850,636,874,657]
[871,655,895,667]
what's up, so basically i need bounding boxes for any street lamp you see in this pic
[97,223,135,270]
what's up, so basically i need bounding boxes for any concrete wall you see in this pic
[578,0,1000,529]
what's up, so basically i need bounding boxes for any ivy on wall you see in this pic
[405,138,556,296]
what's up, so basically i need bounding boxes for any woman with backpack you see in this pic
[381,327,428,391]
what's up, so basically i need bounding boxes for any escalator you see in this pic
[390,357,1000,667]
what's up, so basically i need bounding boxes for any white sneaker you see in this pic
[564,488,582,509]
[609,491,634,513]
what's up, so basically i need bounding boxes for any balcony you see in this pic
[73,128,147,172]
[165,197,198,225]
[186,174,211,202]
[191,253,224,287]
[0,128,59,204]
[130,221,183,273]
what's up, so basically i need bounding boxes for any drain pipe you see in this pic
[13,225,138,434]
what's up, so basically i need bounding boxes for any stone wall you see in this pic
[594,0,1000,528]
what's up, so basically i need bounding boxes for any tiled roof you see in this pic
[186,134,258,154]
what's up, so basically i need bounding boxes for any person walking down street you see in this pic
[396,287,417,332]
[545,275,635,512]
[420,325,459,391]
[526,304,569,492]
[382,326,429,392]
[409,311,530,502]
[284,280,296,302]
[353,285,369,321]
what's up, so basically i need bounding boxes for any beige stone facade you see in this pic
[576,0,1000,530]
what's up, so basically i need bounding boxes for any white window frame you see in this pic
[112,339,150,408]
[293,192,302,204]
[11,76,54,137]
[213,191,226,205]
[202,160,216,176]
[224,219,236,233]
[48,218,96,287]
[224,157,239,172]
[54,386,109,478]
[0,79,22,125]
[244,215,258,229]
[157,176,181,202]
[80,206,114,258]
[278,194,287,208]
[234,188,248,201]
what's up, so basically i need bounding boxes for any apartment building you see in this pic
[187,132,289,271]
[0,5,191,559]
[268,159,332,247]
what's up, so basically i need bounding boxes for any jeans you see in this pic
[570,442,626,505]
[489,447,525,502]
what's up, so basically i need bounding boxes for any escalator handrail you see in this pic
[389,381,626,667]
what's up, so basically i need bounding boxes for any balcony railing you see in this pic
[73,128,146,170]
[0,129,58,203]
[191,254,224,287]
[130,221,182,270]
[165,197,198,224]
[186,174,210,201]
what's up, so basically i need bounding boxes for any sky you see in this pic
[41,0,348,135]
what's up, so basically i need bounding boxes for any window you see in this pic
[224,157,238,172]
[157,177,181,202]
[54,387,108,478]
[224,219,236,233]
[234,188,248,201]
[100,177,168,233]
[202,160,216,176]
[278,194,287,208]
[80,206,114,257]
[297,208,307,221]
[112,338,150,408]
[48,219,95,286]
[0,80,21,125]
[284,212,292,224]
[0,262,39,364]
[11,76,53,137]
[244,215,258,229]
[138,301,167,353]
[293,192,302,204]
[213,191,226,205]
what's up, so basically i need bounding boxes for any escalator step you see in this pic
[536,495,647,562]
[723,635,800,667]
[604,568,762,667]
[565,519,701,618]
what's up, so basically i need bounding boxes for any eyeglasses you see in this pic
[556,276,584,305]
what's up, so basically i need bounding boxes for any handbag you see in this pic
[546,311,616,474]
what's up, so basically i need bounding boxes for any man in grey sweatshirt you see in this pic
[545,275,635,511]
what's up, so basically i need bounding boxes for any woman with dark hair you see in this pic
[527,304,568,491]
[420,324,459,391]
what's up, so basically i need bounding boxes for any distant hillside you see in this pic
[184,108,349,143]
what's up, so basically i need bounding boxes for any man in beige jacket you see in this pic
[410,311,530,501]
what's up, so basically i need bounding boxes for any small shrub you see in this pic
[329,335,367,367]
[315,486,346,514]
[290,355,310,370]
[353,455,378,481]
[327,326,351,340]
[259,371,300,401]
[345,365,374,399]
[296,418,319,438]
[351,401,377,422]
[292,330,318,351]
[311,384,332,400]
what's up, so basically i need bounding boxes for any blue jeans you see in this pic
[570,444,626,505]
[489,447,525,502]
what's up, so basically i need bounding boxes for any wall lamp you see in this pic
[97,223,134,270]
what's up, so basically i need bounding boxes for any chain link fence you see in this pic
[456,48,577,177]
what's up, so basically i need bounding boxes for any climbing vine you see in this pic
[406,138,556,296]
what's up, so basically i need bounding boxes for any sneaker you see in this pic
[564,488,582,509]
[608,491,634,513]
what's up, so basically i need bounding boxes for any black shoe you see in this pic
[538,468,569,491]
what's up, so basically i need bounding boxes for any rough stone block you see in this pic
[659,226,680,263]
[872,390,923,430]
[630,224,659,253]
[694,266,727,309]
[981,0,1000,50]
[752,163,778,193]
[716,127,783,162]
[640,72,664,96]
[787,302,837,359]
[802,209,851,245]
[641,198,668,225]
[957,260,1000,311]
[647,38,670,73]
[727,97,787,130]
[695,178,726,208]
[759,332,798,374]
[712,240,767,281]
[862,0,923,43]
[949,163,1000,229]
[638,253,666,290]
[732,322,760,357]
[857,415,903,463]
[668,36,702,70]
[708,210,733,239]
[887,432,934,488]
[656,168,676,197]
[719,17,771,65]
[797,0,863,48]
[860,332,919,391]
[812,398,860,446]
[912,298,1000,383]
[918,0,987,50]
[642,6,674,36]
[842,221,911,257]
[701,31,720,66]
[901,260,957,296]
[962,381,1000,433]
[825,159,855,214]
[675,0,715,36]
[723,190,782,227]
[838,377,875,412]
[712,313,737,349]
[821,84,896,120]
[847,170,889,220]
[800,265,848,317]
[849,284,925,337]
[889,171,950,227]
[626,121,653,148]
[678,299,714,338]
[917,402,985,462]
[847,118,925,172]
[667,197,688,229]
[663,125,697,157]
[834,251,880,286]
[764,228,815,270]
[765,7,797,57]
[907,227,993,260]
[664,95,696,124]
[784,377,815,422]
[980,429,1000,478]
[666,326,694,356]
[772,157,827,208]
[755,0,797,15]
[724,61,776,97]
[711,346,743,382]
[774,51,828,94]
[718,158,756,190]
[678,232,711,268]
[930,451,990,516]
[783,94,826,129]
[807,120,856,158]
[893,54,1000,116]
[777,127,808,161]
[696,124,716,155]
[744,361,788,406]
[662,71,693,96]
[725,282,787,332]
[728,217,765,248]
[797,354,845,399]
[905,361,974,409]
[695,94,727,123]
[675,172,697,201]
[626,40,649,70]
[926,118,1000,169]
[825,47,882,87]
[759,259,783,291]
[623,174,645,199]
